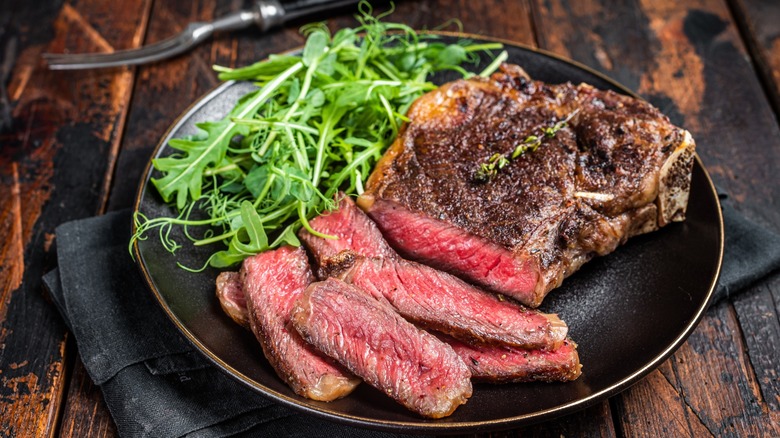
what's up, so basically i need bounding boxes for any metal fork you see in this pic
[43,0,359,70]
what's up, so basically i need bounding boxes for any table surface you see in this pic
[2,0,779,436]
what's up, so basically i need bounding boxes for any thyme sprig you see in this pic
[474,108,581,182]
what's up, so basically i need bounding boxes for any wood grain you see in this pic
[58,1,240,436]
[731,274,780,413]
[58,356,117,437]
[2,0,779,436]
[0,0,150,435]
[615,366,713,437]
[729,0,780,117]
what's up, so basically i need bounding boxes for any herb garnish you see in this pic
[130,2,504,270]
[474,108,581,183]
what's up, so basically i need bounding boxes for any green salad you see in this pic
[131,3,505,270]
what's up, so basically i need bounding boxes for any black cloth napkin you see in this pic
[44,211,422,438]
[43,193,780,438]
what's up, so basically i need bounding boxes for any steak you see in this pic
[301,194,396,263]
[322,251,566,350]
[292,278,472,418]
[358,64,696,307]
[301,195,567,350]
[438,334,581,383]
[216,271,249,329]
[220,260,580,384]
[241,246,360,401]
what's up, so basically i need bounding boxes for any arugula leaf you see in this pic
[151,62,304,209]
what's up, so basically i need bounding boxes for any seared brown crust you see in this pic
[216,271,250,329]
[360,63,695,303]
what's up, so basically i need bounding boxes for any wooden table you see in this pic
[2,0,779,436]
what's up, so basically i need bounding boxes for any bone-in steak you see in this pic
[241,246,359,401]
[292,278,473,418]
[358,64,696,307]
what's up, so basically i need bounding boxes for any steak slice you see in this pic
[292,278,473,418]
[241,246,359,401]
[302,194,396,259]
[220,264,580,383]
[216,271,249,329]
[359,64,696,307]
[437,334,581,383]
[301,195,567,350]
[322,251,566,350]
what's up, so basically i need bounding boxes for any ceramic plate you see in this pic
[133,33,723,434]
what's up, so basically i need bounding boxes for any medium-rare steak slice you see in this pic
[301,194,396,260]
[216,271,249,329]
[359,63,696,307]
[292,278,472,418]
[437,334,581,383]
[321,251,566,350]
[241,247,359,401]
[299,194,396,278]
[220,270,580,383]
[300,195,567,350]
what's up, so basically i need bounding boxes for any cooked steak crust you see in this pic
[438,334,581,383]
[301,195,567,350]
[241,247,359,401]
[359,64,695,306]
[292,278,473,419]
[216,271,249,329]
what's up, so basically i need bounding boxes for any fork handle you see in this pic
[203,1,284,35]
[211,1,361,35]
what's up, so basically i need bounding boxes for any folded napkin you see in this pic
[43,193,780,438]
[44,212,422,438]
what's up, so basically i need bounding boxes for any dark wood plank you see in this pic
[667,301,780,436]
[732,273,780,413]
[0,0,150,435]
[58,1,237,437]
[615,366,713,437]
[530,0,780,435]
[729,0,780,117]
[58,356,117,437]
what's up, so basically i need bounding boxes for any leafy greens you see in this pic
[131,3,504,270]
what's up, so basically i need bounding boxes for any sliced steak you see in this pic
[216,271,249,329]
[241,246,359,401]
[220,267,580,383]
[322,251,566,350]
[292,278,472,418]
[299,194,396,277]
[359,64,696,307]
[301,196,567,350]
[438,334,581,383]
[298,194,393,259]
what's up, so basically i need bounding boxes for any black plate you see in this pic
[133,33,723,434]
